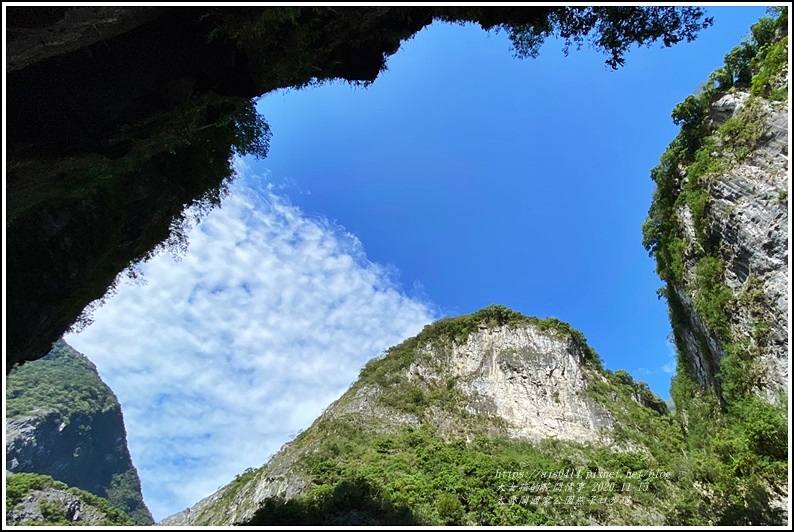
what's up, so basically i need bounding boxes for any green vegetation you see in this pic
[6,473,134,526]
[244,424,680,526]
[38,498,71,525]
[641,8,788,525]
[435,6,713,69]
[748,7,789,100]
[6,340,153,525]
[105,470,152,526]
[589,370,675,446]
[6,340,116,423]
[692,255,734,340]
[234,306,757,525]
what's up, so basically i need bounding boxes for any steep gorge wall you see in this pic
[5,341,153,525]
[640,12,788,524]
[642,14,788,404]
[668,92,788,400]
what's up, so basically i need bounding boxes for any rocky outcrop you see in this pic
[640,14,788,524]
[5,341,153,525]
[705,95,788,395]
[6,485,126,526]
[670,90,788,400]
[160,307,667,526]
[158,443,312,527]
[409,326,615,442]
[326,325,618,444]
[641,9,788,406]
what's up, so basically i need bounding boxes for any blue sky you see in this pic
[254,5,770,395]
[63,6,772,521]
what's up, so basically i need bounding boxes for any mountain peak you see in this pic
[350,305,612,444]
[161,305,669,526]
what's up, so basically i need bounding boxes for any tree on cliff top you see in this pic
[437,6,713,68]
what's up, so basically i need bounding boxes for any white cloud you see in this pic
[662,340,678,375]
[64,163,437,521]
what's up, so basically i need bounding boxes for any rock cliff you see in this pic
[669,91,787,400]
[160,306,673,526]
[641,9,788,524]
[5,341,153,525]
[642,10,788,408]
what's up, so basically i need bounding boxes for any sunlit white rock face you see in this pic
[411,325,614,443]
[676,91,788,399]
[710,97,788,396]
[160,320,630,526]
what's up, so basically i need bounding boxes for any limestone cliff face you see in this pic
[398,326,615,443]
[160,307,666,526]
[638,15,789,523]
[5,341,153,525]
[667,90,788,400]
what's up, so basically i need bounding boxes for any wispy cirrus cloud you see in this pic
[662,340,678,375]
[65,161,437,521]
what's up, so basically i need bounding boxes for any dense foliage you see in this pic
[240,304,774,525]
[6,340,116,422]
[641,7,788,525]
[6,340,153,525]
[438,6,712,69]
[245,423,682,526]
[6,473,134,526]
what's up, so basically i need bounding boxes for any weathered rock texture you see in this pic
[672,91,788,400]
[5,341,153,525]
[160,310,663,526]
[6,486,120,526]
[408,326,616,442]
